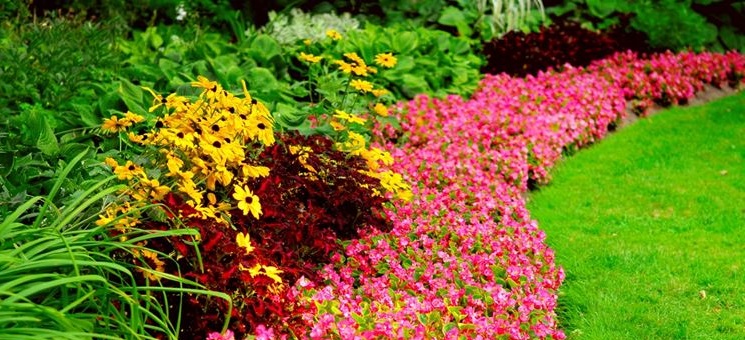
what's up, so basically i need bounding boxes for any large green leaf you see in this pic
[118,80,146,114]
[246,67,278,91]
[392,31,419,54]
[26,111,59,156]
[248,35,281,64]
[438,6,473,37]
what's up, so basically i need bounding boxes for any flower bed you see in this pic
[275,51,745,339]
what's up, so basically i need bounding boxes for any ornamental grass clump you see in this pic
[99,76,410,337]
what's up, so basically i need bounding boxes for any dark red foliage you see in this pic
[146,132,391,339]
[482,19,659,78]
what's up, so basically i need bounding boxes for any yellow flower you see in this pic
[334,60,355,74]
[333,110,366,125]
[124,111,145,124]
[373,103,389,117]
[374,53,397,68]
[139,177,171,201]
[246,114,275,146]
[177,180,202,206]
[360,147,394,170]
[350,79,373,93]
[326,29,342,40]
[232,184,262,219]
[137,249,166,281]
[329,120,346,131]
[289,145,317,173]
[343,52,364,66]
[191,75,220,92]
[236,232,255,255]
[127,131,150,144]
[101,115,131,134]
[336,131,367,155]
[113,160,145,180]
[241,164,270,178]
[303,39,312,45]
[299,52,323,63]
[371,88,390,97]
[352,64,368,77]
[244,264,283,284]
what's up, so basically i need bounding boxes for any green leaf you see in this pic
[392,31,419,54]
[401,74,430,98]
[145,27,163,49]
[274,102,306,128]
[249,35,281,64]
[118,80,146,114]
[246,67,278,91]
[438,6,473,37]
[29,112,59,156]
[71,103,98,128]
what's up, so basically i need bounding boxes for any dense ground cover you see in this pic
[527,91,745,339]
[281,51,745,338]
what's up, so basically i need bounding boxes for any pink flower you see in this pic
[206,330,235,340]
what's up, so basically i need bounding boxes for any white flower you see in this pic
[175,3,187,22]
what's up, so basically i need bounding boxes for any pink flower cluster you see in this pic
[588,51,745,115]
[248,51,745,339]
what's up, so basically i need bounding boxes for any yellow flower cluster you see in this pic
[102,77,276,223]
[294,42,411,201]
[98,76,283,281]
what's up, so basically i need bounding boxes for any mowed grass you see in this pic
[527,91,745,339]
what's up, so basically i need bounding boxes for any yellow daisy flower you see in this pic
[373,102,389,117]
[371,88,390,97]
[326,29,342,40]
[232,184,262,219]
[350,79,373,93]
[333,110,366,125]
[374,53,397,68]
[236,232,255,255]
[101,115,131,134]
[299,52,323,63]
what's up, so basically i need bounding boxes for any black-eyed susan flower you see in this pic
[330,120,346,131]
[350,79,373,93]
[344,52,364,66]
[242,264,283,284]
[333,110,366,125]
[374,52,397,68]
[326,29,342,41]
[373,103,389,117]
[102,115,132,134]
[112,160,146,180]
[139,177,171,201]
[235,232,255,255]
[241,164,270,178]
[334,59,355,74]
[299,52,323,64]
[247,114,275,146]
[232,184,262,219]
[372,88,390,97]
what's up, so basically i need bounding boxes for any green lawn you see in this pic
[527,91,745,339]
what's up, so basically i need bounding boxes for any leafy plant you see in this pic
[0,151,227,339]
[322,0,546,41]
[261,8,360,45]
[481,19,653,77]
[547,0,742,51]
